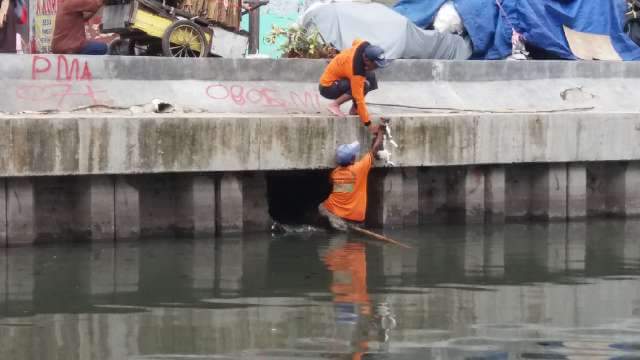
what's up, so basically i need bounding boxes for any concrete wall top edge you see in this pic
[2,110,639,120]
[0,112,638,177]
[2,54,640,82]
[1,111,638,121]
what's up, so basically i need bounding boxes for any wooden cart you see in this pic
[101,0,266,57]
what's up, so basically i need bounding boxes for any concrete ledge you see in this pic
[0,112,638,176]
[2,160,640,243]
[3,54,640,113]
[4,55,640,82]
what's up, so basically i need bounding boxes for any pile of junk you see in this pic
[300,0,640,60]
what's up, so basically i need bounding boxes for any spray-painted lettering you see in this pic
[19,55,108,109]
[16,83,107,107]
[32,55,93,81]
[205,83,321,111]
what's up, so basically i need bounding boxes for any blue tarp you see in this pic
[392,0,447,29]
[392,0,640,60]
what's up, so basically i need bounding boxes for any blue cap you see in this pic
[364,45,391,68]
[336,141,360,166]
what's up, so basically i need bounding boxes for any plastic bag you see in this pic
[433,1,464,35]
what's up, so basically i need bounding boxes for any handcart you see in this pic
[101,0,267,57]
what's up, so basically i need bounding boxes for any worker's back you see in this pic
[319,39,366,87]
[323,153,373,222]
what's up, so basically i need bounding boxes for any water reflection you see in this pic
[0,220,638,359]
[321,236,397,359]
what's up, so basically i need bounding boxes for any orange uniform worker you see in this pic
[318,129,384,231]
[323,242,370,307]
[319,40,391,134]
[323,241,372,360]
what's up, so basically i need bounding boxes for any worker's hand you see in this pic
[369,124,380,134]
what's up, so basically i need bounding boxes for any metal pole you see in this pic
[248,7,260,54]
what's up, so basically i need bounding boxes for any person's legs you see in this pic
[78,40,108,55]
[318,204,349,231]
[328,93,352,116]
[350,72,378,115]
[320,79,352,117]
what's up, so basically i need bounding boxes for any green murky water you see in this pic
[1,220,639,359]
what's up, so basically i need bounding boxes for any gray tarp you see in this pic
[300,1,472,60]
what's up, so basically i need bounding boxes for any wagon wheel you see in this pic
[162,19,209,58]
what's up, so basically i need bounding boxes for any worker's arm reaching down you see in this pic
[318,39,390,133]
[370,124,385,154]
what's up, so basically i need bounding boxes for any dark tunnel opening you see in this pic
[266,170,332,225]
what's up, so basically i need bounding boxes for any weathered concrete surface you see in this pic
[3,55,640,239]
[114,176,140,240]
[176,175,216,237]
[460,166,485,224]
[77,176,115,241]
[567,164,587,219]
[0,161,636,243]
[216,173,243,234]
[531,164,568,220]
[368,168,419,228]
[0,112,639,176]
[3,54,640,114]
[7,179,35,245]
[417,168,447,224]
[241,172,271,232]
[484,166,505,223]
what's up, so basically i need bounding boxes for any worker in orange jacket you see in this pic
[322,237,397,359]
[323,240,371,359]
[319,39,391,134]
[318,128,384,231]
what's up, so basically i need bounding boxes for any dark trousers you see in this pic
[319,72,379,100]
[79,40,108,55]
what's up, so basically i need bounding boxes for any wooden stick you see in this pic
[349,225,412,249]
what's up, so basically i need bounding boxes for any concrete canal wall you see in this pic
[3,54,640,114]
[1,55,640,244]
[0,112,638,245]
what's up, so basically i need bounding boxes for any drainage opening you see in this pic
[266,170,332,225]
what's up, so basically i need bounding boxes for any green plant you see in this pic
[265,24,336,59]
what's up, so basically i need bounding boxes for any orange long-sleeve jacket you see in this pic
[319,39,372,126]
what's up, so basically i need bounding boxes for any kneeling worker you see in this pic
[52,0,107,55]
[319,39,390,134]
[319,128,384,231]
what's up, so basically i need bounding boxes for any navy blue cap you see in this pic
[364,45,391,68]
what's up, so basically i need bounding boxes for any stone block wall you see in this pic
[1,161,640,245]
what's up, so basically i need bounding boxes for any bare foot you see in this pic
[349,105,358,115]
[327,103,345,117]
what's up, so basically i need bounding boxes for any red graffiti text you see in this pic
[17,55,110,109]
[16,83,107,108]
[32,55,93,81]
[205,83,322,111]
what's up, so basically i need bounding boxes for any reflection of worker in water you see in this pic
[318,129,384,231]
[319,39,391,133]
[322,238,396,359]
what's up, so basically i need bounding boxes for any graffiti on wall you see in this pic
[205,83,322,112]
[16,55,112,108]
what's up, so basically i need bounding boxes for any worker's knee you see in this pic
[318,204,349,231]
